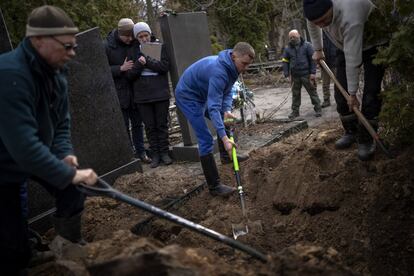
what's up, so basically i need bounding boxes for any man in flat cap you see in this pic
[104,18,151,164]
[303,0,388,161]
[0,5,97,274]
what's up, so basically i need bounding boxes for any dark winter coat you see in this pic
[0,38,76,187]
[126,38,170,104]
[323,32,338,68]
[104,29,134,109]
[282,37,316,77]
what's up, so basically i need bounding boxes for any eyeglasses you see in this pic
[50,36,78,51]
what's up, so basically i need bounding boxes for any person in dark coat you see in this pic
[175,42,255,197]
[127,22,172,168]
[320,32,338,107]
[282,29,322,119]
[104,18,150,163]
[0,5,97,274]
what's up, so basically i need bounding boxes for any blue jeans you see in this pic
[175,97,218,156]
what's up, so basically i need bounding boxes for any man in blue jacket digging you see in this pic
[175,42,255,197]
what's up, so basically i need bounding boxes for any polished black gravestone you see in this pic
[160,12,217,162]
[66,27,137,174]
[29,27,142,231]
[0,8,12,54]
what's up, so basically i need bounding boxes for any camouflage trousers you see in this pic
[291,75,321,113]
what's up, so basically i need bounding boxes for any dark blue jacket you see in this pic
[175,50,237,139]
[0,38,76,187]
[282,37,316,77]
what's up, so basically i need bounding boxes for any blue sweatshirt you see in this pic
[175,50,238,139]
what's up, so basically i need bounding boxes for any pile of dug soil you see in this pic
[33,122,414,275]
[154,124,414,275]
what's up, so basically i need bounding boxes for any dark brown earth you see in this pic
[31,121,414,276]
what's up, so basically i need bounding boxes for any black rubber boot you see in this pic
[321,100,331,108]
[150,152,160,168]
[217,135,249,164]
[160,152,172,165]
[200,153,236,197]
[288,111,299,119]
[335,114,358,149]
[357,120,377,161]
[52,212,85,244]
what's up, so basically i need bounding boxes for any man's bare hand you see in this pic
[120,57,134,71]
[312,50,325,63]
[72,169,98,186]
[347,95,360,112]
[138,56,146,65]
[223,112,237,126]
[309,74,317,88]
[63,155,78,168]
[222,135,236,159]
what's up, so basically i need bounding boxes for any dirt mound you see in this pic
[139,124,414,275]
[33,122,414,275]
[32,231,355,276]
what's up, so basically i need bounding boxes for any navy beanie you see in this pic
[303,0,333,21]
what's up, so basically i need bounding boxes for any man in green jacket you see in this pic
[0,5,97,274]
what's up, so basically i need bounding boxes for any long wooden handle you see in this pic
[319,60,391,157]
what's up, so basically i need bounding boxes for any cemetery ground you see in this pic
[31,73,414,275]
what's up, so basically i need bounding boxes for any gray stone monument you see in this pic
[29,27,142,231]
[0,8,13,54]
[159,12,218,162]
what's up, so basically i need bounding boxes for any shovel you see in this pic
[228,132,262,239]
[77,178,267,262]
[319,60,392,158]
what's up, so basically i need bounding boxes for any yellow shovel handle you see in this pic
[229,136,239,171]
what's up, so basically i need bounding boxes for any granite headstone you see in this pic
[66,27,137,174]
[159,12,217,161]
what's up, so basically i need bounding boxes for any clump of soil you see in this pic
[32,122,414,275]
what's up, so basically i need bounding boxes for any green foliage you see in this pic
[374,1,414,146]
[1,0,142,47]
[165,0,279,56]
[210,35,224,54]
[213,0,272,55]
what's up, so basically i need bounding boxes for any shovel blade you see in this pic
[232,223,249,239]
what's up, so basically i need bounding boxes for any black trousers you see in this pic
[137,100,170,154]
[0,180,85,273]
[121,106,145,155]
[334,47,385,120]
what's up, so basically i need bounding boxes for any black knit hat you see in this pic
[26,5,78,37]
[303,0,333,21]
